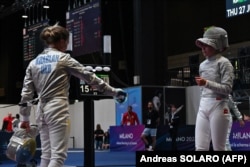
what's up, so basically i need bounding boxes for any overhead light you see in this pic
[43,5,49,9]
[22,15,28,18]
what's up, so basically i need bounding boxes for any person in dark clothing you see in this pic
[168,104,184,151]
[141,101,160,151]
[102,130,110,150]
[94,124,104,150]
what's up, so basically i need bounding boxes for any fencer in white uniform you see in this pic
[195,26,234,151]
[226,94,245,151]
[19,23,126,167]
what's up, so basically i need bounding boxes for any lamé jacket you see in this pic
[20,48,117,121]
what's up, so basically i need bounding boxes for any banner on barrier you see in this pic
[110,125,145,151]
[230,121,250,151]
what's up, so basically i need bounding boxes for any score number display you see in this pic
[76,65,113,98]
[66,0,102,57]
[79,73,110,96]
[226,0,250,18]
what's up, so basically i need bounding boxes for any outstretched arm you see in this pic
[175,105,184,115]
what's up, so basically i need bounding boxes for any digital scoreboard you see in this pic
[23,20,49,68]
[66,0,102,57]
[226,0,250,18]
[71,65,113,99]
[79,73,109,95]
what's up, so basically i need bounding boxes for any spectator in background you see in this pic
[168,104,184,150]
[12,113,20,132]
[121,105,140,126]
[102,129,110,150]
[2,112,13,132]
[94,124,104,150]
[141,101,160,151]
[152,90,162,112]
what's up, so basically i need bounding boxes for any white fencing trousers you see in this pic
[36,98,70,167]
[195,97,231,151]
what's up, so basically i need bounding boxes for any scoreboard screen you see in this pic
[226,0,250,18]
[23,20,49,68]
[66,0,102,57]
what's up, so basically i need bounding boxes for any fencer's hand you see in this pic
[239,120,245,127]
[116,88,126,96]
[20,121,30,132]
[195,77,207,86]
[115,88,127,103]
